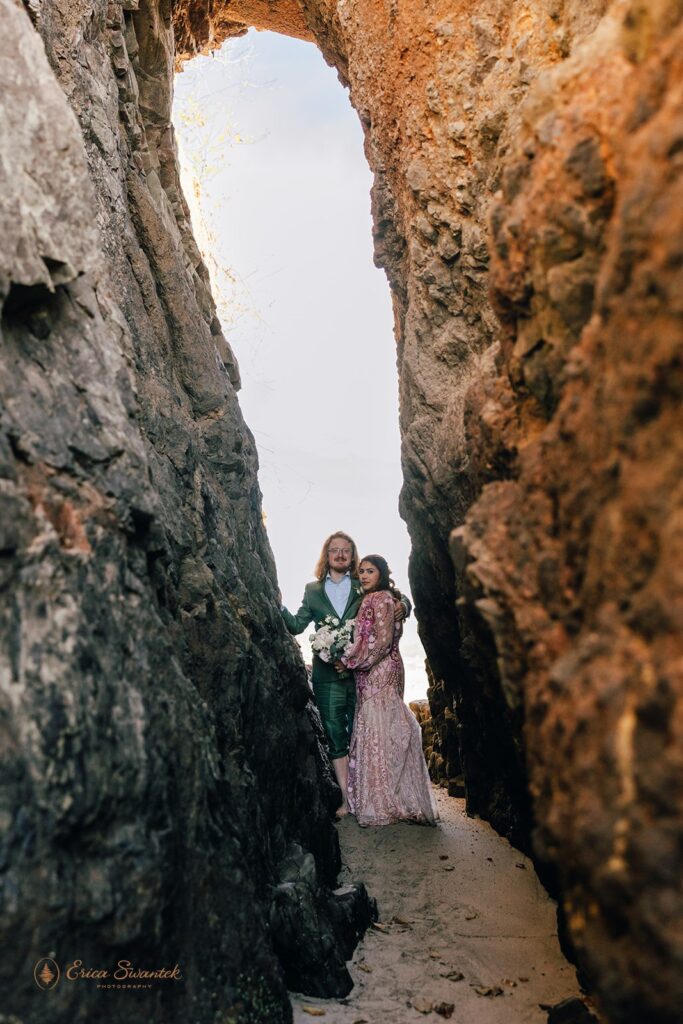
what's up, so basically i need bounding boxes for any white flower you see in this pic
[310,616,356,664]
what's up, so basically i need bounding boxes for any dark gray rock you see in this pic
[0,3,370,1023]
[270,843,376,996]
[545,996,599,1024]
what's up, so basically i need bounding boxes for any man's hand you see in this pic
[393,598,406,622]
[334,660,346,673]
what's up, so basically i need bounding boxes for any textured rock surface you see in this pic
[177,1,683,1020]
[469,11,683,1019]
[0,2,373,1022]
[2,0,682,1022]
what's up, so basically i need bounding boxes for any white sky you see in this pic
[173,30,428,700]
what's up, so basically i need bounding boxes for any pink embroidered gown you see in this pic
[341,590,438,827]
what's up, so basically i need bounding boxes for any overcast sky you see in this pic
[174,30,428,700]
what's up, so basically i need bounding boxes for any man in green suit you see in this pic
[282,530,410,817]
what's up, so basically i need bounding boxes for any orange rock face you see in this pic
[177,1,683,1019]
[478,16,683,1020]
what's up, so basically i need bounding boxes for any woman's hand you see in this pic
[334,660,346,673]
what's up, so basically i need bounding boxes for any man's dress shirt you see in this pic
[324,572,352,618]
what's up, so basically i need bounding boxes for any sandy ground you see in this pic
[290,788,589,1023]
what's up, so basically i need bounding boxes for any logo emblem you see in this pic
[34,958,60,990]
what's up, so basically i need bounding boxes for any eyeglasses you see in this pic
[328,547,352,556]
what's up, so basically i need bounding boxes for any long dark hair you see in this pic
[359,554,402,600]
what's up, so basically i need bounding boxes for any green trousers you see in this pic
[313,678,356,760]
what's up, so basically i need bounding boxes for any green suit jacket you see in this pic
[282,580,411,685]
[282,578,363,685]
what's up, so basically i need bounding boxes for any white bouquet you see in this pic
[309,615,355,674]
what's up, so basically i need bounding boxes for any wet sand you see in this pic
[291,788,592,1023]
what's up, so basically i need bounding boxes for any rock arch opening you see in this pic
[172,28,430,702]
[169,0,533,853]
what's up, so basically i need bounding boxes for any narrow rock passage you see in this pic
[291,789,591,1023]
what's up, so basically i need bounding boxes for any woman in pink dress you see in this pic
[337,555,438,827]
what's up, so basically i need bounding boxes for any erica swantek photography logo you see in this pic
[34,958,60,991]
[33,956,182,991]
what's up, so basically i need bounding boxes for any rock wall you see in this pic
[468,9,683,1019]
[179,1,682,1020]
[0,2,374,1023]
[2,0,682,1022]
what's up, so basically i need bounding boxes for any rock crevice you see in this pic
[1,1,682,1023]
